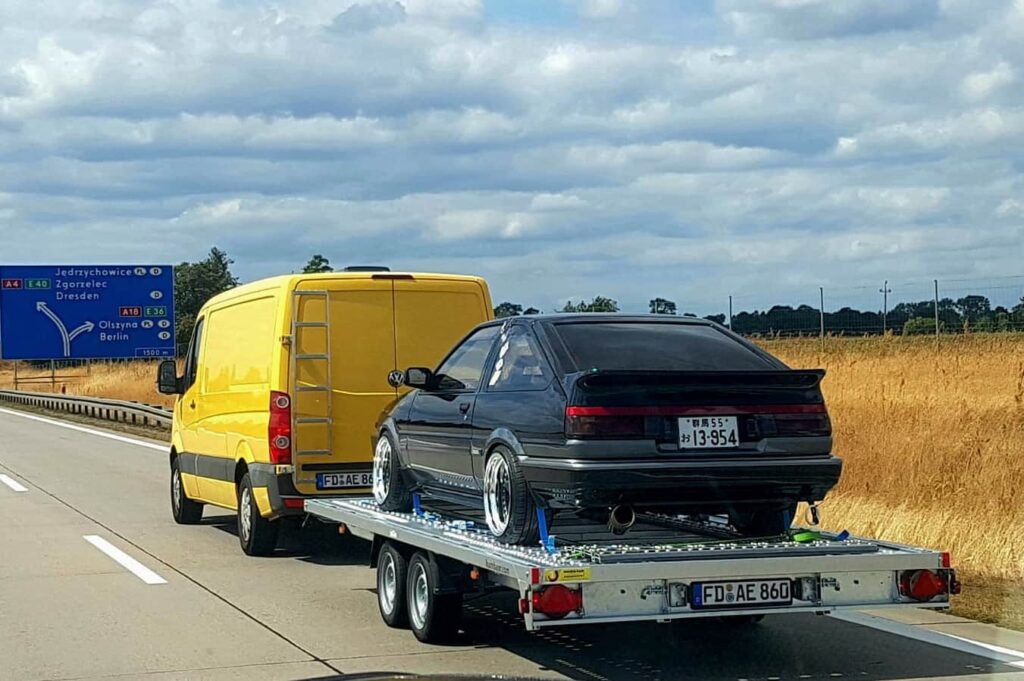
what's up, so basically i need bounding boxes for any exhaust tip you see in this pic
[608,504,636,535]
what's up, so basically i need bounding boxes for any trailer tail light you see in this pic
[269,391,292,465]
[531,585,583,619]
[899,569,948,602]
[282,498,304,509]
[941,551,951,568]
[565,407,644,439]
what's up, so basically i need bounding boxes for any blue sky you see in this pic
[0,0,1022,314]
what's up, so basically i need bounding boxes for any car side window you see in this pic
[184,317,204,390]
[435,325,498,391]
[487,326,550,391]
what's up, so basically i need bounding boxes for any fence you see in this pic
[708,276,1024,338]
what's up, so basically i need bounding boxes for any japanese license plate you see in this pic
[316,471,372,489]
[690,579,792,609]
[678,416,739,449]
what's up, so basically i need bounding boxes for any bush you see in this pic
[903,317,939,335]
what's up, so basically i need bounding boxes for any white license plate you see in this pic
[678,415,739,449]
[316,471,372,490]
[691,579,792,609]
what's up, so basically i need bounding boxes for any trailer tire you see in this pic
[377,543,409,628]
[406,552,462,643]
[373,431,413,512]
[483,446,540,546]
[237,473,279,556]
[171,458,203,525]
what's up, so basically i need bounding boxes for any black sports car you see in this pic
[372,314,842,545]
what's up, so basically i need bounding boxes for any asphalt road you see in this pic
[0,406,1021,681]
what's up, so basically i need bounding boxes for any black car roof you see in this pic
[509,313,714,326]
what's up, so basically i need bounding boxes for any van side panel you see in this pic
[291,279,397,495]
[194,292,278,507]
[393,278,494,371]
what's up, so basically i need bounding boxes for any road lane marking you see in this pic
[0,473,27,492]
[833,610,1024,669]
[0,406,167,451]
[83,535,168,585]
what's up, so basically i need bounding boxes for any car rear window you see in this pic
[551,322,777,372]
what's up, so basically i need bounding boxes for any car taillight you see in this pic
[899,569,949,602]
[269,391,292,465]
[565,407,645,439]
[773,412,832,437]
[531,585,583,619]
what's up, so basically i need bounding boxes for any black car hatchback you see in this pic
[372,314,842,545]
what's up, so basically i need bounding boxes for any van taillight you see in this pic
[269,391,292,465]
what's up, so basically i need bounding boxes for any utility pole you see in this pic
[934,279,940,340]
[728,295,733,330]
[819,287,825,351]
[879,280,892,334]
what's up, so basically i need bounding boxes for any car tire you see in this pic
[170,458,203,525]
[377,542,409,628]
[372,431,413,512]
[237,472,279,556]
[483,445,541,546]
[406,552,462,643]
[730,504,797,537]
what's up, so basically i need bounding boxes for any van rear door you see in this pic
[393,277,493,371]
[290,278,397,496]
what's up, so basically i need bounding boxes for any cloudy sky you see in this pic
[1,0,1022,314]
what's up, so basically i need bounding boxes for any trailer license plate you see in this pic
[691,579,791,609]
[678,416,739,449]
[316,471,372,489]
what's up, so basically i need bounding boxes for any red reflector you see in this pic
[899,570,947,602]
[283,498,304,509]
[530,567,541,585]
[519,597,530,614]
[269,390,292,465]
[531,585,583,619]
[941,551,951,568]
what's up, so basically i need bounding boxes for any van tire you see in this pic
[170,458,203,525]
[237,473,279,556]
[373,431,412,512]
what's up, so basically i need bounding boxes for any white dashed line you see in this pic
[83,535,167,585]
[0,473,28,492]
[0,407,167,451]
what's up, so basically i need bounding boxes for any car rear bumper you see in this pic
[519,454,843,510]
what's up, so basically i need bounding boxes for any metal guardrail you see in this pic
[0,389,173,429]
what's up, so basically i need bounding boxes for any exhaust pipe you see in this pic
[607,504,636,535]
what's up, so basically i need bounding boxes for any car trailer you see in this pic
[305,497,960,643]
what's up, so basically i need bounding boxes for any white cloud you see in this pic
[960,62,1015,102]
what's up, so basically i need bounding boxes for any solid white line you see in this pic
[0,473,28,492]
[832,610,1024,668]
[83,535,167,585]
[0,406,167,451]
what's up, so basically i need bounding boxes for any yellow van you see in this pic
[157,268,493,555]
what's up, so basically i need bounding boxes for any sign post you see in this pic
[0,265,175,361]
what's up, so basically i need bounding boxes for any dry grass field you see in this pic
[2,334,1022,626]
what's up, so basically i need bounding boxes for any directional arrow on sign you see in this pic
[37,302,94,358]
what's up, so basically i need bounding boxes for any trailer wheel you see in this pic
[373,431,412,512]
[406,552,462,643]
[377,543,409,628]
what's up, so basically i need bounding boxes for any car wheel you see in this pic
[406,552,462,643]
[237,472,279,556]
[483,446,540,545]
[377,542,409,628]
[730,504,797,537]
[372,431,412,512]
[170,458,203,525]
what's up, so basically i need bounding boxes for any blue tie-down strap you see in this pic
[412,493,424,517]
[537,507,556,554]
[834,530,850,541]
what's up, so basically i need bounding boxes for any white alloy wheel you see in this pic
[372,436,392,504]
[483,453,513,536]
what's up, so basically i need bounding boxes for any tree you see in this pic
[174,247,239,353]
[302,254,333,273]
[955,295,991,324]
[561,296,619,313]
[494,302,523,318]
[903,317,938,335]
[523,307,540,315]
[649,298,677,315]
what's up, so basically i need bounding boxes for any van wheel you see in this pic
[377,542,409,628]
[372,432,412,512]
[483,446,540,546]
[407,552,462,643]
[237,473,279,556]
[171,458,203,524]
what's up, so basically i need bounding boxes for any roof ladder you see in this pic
[290,289,334,485]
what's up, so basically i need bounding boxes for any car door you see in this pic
[177,317,205,495]
[404,325,499,490]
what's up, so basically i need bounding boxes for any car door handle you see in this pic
[458,402,471,414]
[189,400,196,410]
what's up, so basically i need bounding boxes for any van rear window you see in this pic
[551,322,775,372]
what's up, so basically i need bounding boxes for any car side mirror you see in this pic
[404,367,434,390]
[157,359,182,395]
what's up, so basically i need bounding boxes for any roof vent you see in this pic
[343,265,390,272]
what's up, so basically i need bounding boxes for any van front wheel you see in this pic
[238,473,279,556]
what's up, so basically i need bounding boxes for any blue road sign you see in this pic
[0,265,175,360]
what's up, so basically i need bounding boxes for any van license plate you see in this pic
[690,579,791,609]
[316,472,372,489]
[678,416,739,449]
